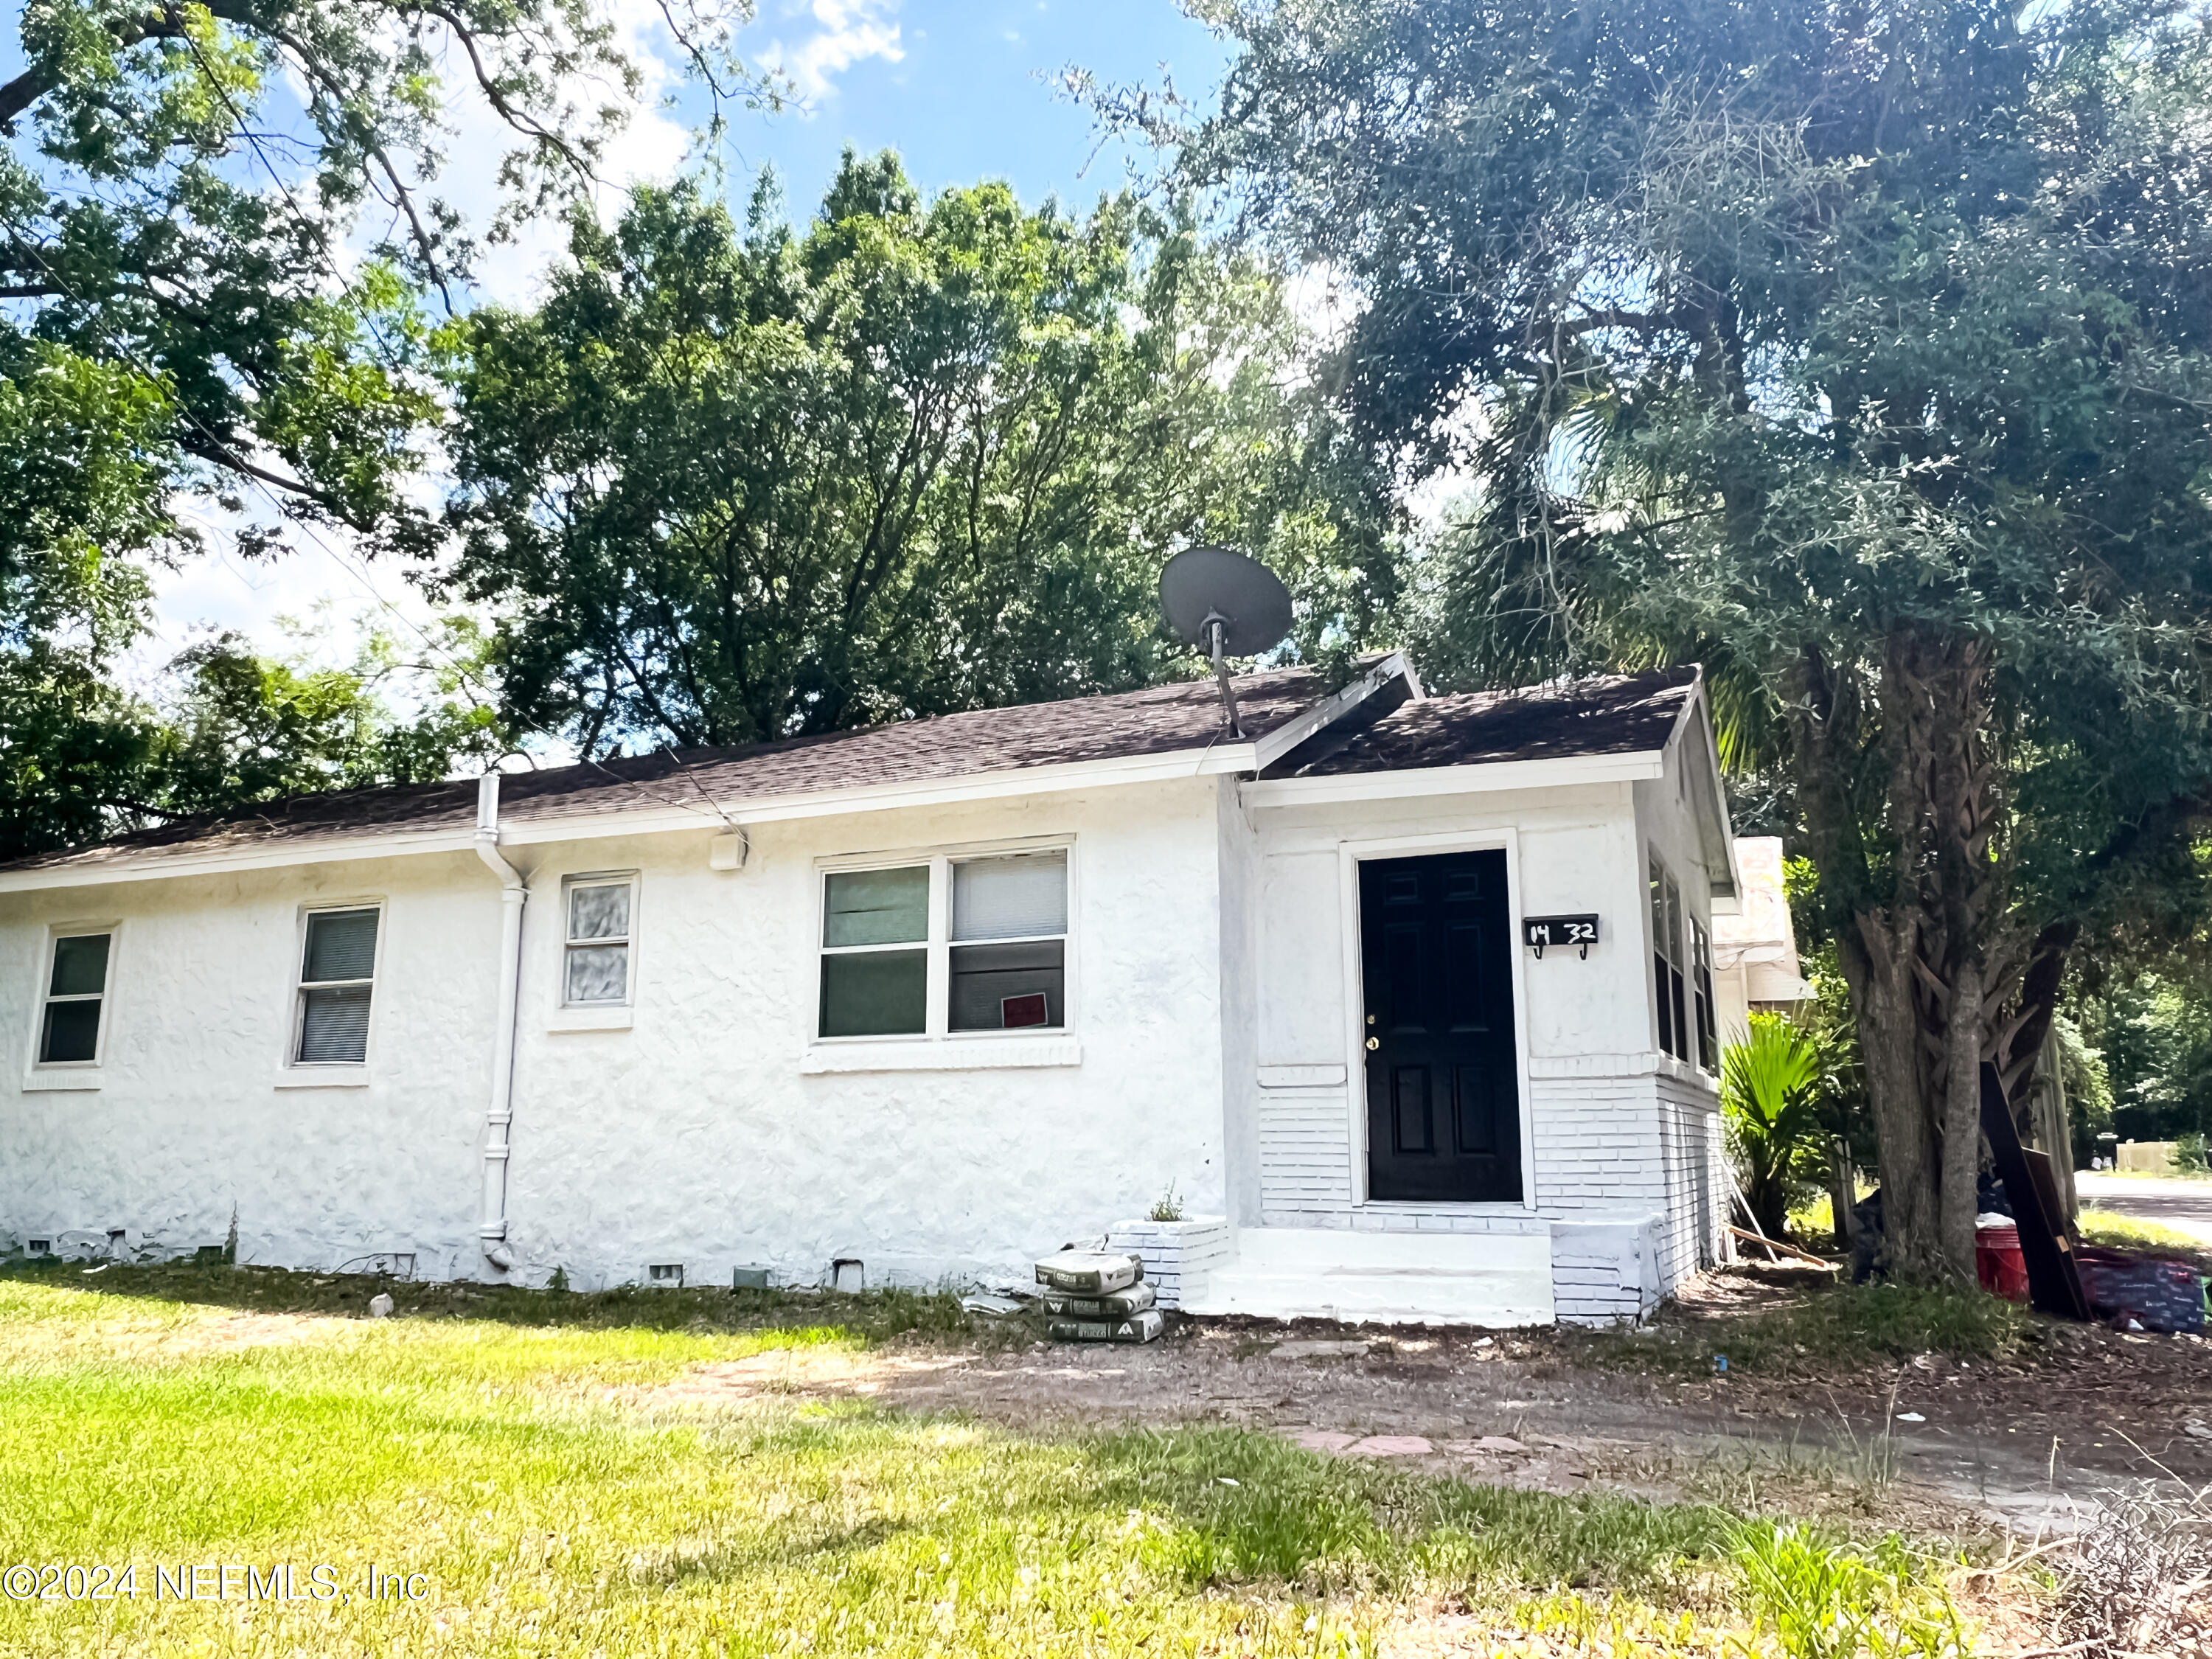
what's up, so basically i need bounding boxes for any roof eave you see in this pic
[0,739,1269,893]
[0,656,1423,896]
[1241,748,1666,809]
[1670,671,1742,909]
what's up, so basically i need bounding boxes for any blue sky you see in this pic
[712,0,1229,218]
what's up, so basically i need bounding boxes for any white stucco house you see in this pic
[0,655,1740,1325]
[1711,835,1816,1046]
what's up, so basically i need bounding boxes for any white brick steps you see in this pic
[1102,1217,1235,1311]
[1176,1225,1556,1327]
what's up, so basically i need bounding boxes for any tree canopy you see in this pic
[441,153,1394,750]
[1149,0,2212,1279]
[0,0,757,856]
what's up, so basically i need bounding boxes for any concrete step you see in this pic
[1180,1226,1554,1327]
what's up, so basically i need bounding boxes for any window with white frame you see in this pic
[1649,855,1688,1063]
[563,874,637,1005]
[294,907,379,1065]
[38,932,111,1065]
[1691,919,1718,1073]
[818,849,1068,1038]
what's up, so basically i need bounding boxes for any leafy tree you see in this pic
[441,154,1393,750]
[0,0,762,855]
[153,613,510,814]
[1722,1013,1823,1241]
[0,341,174,853]
[1149,0,2212,1283]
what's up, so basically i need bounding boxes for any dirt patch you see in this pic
[644,1265,2208,1537]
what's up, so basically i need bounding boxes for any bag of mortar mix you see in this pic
[1034,1248,1142,1295]
[1048,1308,1164,1344]
[1042,1281,1157,1319]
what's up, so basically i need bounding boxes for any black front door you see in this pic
[1360,850,1522,1203]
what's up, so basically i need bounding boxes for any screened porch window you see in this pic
[1649,858,1688,1064]
[1691,919,1718,1073]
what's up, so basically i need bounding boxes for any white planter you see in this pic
[1105,1216,1236,1310]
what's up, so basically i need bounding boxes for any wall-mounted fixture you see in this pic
[646,1262,686,1287]
[1523,914,1600,960]
[710,829,749,871]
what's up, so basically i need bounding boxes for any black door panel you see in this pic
[1360,850,1523,1202]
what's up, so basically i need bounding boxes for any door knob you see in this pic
[1366,1037,1380,1051]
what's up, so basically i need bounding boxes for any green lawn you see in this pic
[0,1267,1987,1657]
[2077,1205,2212,1270]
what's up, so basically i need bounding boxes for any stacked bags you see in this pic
[1034,1248,1164,1343]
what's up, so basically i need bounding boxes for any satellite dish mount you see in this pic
[1159,546,1293,740]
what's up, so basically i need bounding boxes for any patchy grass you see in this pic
[2078,1206,2212,1271]
[0,1272,1992,1656]
[1590,1280,2031,1378]
[1,1254,990,1343]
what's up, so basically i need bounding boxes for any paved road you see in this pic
[2075,1170,2212,1245]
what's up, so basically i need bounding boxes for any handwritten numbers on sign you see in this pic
[1523,915,1600,960]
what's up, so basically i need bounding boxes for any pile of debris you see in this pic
[1035,1247,1164,1344]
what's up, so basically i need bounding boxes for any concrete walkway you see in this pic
[2076,1169,2212,1245]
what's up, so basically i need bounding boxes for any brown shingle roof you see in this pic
[8,663,1349,875]
[1270,669,1697,778]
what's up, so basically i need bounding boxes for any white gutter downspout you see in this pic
[473,773,527,1273]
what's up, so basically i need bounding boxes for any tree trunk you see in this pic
[1925,636,1997,1281]
[1792,643,1949,1283]
[1792,631,2021,1287]
[1846,918,1948,1280]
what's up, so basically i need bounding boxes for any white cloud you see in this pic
[764,0,904,106]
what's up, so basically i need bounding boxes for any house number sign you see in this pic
[1523,914,1599,959]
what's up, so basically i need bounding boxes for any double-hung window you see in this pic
[38,932,112,1065]
[294,907,380,1065]
[818,849,1068,1039]
[1649,857,1688,1063]
[563,875,637,1005]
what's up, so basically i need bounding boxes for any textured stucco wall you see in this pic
[0,852,500,1275]
[1,779,1233,1289]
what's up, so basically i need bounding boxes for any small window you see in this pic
[563,877,636,1005]
[820,866,929,1036]
[38,932,111,1065]
[1649,857,1688,1063]
[1691,920,1718,1073]
[295,907,379,1065]
[950,852,1067,1031]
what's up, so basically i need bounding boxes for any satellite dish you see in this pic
[1159,545,1294,740]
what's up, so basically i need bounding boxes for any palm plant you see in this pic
[1722,1014,1824,1242]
